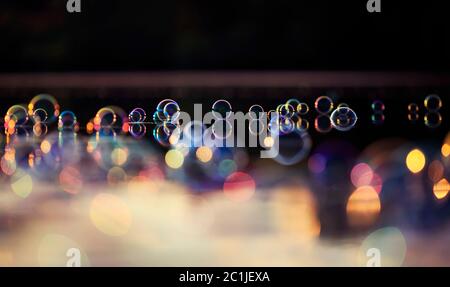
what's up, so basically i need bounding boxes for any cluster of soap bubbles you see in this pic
[3,94,80,137]
[371,100,385,125]
[152,99,182,146]
[424,94,442,128]
[90,106,128,136]
[271,98,310,135]
[407,94,442,128]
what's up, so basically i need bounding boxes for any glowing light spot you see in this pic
[90,193,132,237]
[40,140,52,154]
[433,178,450,200]
[406,149,426,174]
[442,144,450,157]
[86,122,94,134]
[351,163,373,187]
[111,147,128,166]
[218,159,237,178]
[346,186,381,227]
[11,169,33,198]
[263,136,274,148]
[308,154,326,174]
[165,149,184,169]
[1,156,16,176]
[196,146,213,163]
[428,160,444,183]
[223,172,256,202]
[107,167,127,185]
[59,166,83,194]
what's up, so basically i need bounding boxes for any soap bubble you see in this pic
[314,96,334,114]
[212,99,232,119]
[371,100,385,113]
[330,106,358,131]
[424,94,442,112]
[296,103,309,115]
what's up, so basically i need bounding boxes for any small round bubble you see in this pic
[330,106,358,131]
[314,96,334,114]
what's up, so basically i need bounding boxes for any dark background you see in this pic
[0,0,449,72]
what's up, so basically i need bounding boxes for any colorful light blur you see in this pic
[406,149,426,174]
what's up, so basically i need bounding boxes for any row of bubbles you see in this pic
[407,94,443,128]
[371,100,385,125]
[151,99,182,145]
[3,94,80,137]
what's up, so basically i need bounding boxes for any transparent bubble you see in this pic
[371,113,385,125]
[163,101,180,121]
[279,104,295,119]
[95,107,117,128]
[129,124,147,139]
[371,100,385,113]
[58,111,78,131]
[314,96,334,114]
[33,108,48,123]
[272,130,312,166]
[279,117,295,134]
[28,94,60,123]
[314,115,332,133]
[249,119,266,135]
[5,105,29,126]
[330,106,358,131]
[286,98,301,108]
[212,119,233,139]
[128,108,147,123]
[424,112,442,128]
[248,104,264,119]
[408,103,419,113]
[408,113,419,122]
[33,122,48,137]
[296,117,309,132]
[424,94,442,112]
[296,103,309,115]
[212,99,232,119]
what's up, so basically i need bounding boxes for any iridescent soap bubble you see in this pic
[212,99,232,119]
[163,101,180,122]
[128,108,147,123]
[314,96,334,114]
[330,106,358,131]
[424,94,442,112]
[371,113,385,125]
[408,113,419,122]
[297,103,309,115]
[129,124,147,139]
[212,119,233,139]
[314,115,332,133]
[286,98,301,108]
[296,117,309,132]
[248,104,264,119]
[5,105,29,126]
[424,112,442,128]
[408,103,419,113]
[279,117,295,134]
[28,94,60,123]
[58,111,78,132]
[155,99,179,122]
[371,100,385,113]
[33,108,48,123]
[279,103,295,119]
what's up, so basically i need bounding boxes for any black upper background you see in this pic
[0,0,449,72]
